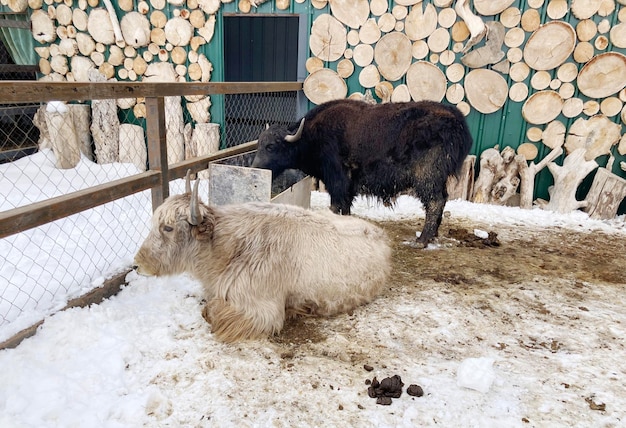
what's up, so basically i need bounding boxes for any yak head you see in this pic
[251,118,305,177]
[134,171,215,277]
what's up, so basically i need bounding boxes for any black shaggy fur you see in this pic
[251,99,473,247]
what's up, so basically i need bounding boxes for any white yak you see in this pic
[134,173,391,342]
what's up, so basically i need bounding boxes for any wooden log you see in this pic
[517,142,538,160]
[310,14,346,62]
[328,0,369,29]
[464,69,508,114]
[406,61,446,102]
[186,96,212,123]
[88,8,115,45]
[517,145,564,209]
[119,123,147,172]
[491,147,523,205]
[374,32,412,82]
[541,148,599,213]
[472,146,505,204]
[164,17,193,46]
[165,96,185,164]
[31,9,56,43]
[584,166,626,219]
[455,0,487,53]
[89,69,119,164]
[44,102,82,169]
[577,52,626,99]
[359,18,381,44]
[461,21,505,68]
[32,105,51,149]
[197,14,216,44]
[67,104,92,160]
[447,155,476,201]
[121,11,150,47]
[405,2,437,41]
[194,122,220,179]
[564,115,622,161]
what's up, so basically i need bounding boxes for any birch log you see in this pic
[89,69,120,164]
[119,123,147,171]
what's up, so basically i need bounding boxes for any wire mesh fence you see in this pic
[0,84,301,343]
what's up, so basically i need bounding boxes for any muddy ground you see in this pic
[276,215,625,345]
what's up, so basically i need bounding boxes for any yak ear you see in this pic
[191,208,215,241]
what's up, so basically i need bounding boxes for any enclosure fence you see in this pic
[0,81,302,348]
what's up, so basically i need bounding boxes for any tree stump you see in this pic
[119,123,147,172]
[44,103,82,169]
[165,96,185,164]
[447,155,476,201]
[194,123,220,179]
[584,167,626,219]
[472,147,505,204]
[517,145,563,209]
[541,148,599,213]
[67,104,93,161]
[88,69,120,165]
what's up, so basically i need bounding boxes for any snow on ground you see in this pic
[0,149,151,340]
[1,154,626,427]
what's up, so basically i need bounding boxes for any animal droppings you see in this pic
[367,375,408,405]
[407,384,424,397]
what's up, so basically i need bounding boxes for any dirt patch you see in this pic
[275,215,626,347]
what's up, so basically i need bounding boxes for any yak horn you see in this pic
[185,169,192,194]
[284,118,305,143]
[189,178,202,226]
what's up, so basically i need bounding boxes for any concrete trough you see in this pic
[207,163,312,208]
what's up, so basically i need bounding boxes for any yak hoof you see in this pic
[415,236,430,249]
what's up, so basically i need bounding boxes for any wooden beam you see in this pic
[145,96,168,209]
[0,18,29,29]
[0,64,38,74]
[168,140,258,181]
[0,81,303,104]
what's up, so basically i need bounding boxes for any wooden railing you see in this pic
[0,81,303,240]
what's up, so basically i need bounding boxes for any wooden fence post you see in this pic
[145,96,169,210]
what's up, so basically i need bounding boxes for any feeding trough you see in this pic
[207,163,312,209]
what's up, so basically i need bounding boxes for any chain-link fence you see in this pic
[0,83,302,344]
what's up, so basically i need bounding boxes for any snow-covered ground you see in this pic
[1,151,626,427]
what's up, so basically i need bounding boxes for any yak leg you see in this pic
[416,192,446,247]
[204,297,286,342]
[322,161,353,215]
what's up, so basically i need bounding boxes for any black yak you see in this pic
[251,99,473,247]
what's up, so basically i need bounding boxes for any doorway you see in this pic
[222,15,306,147]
